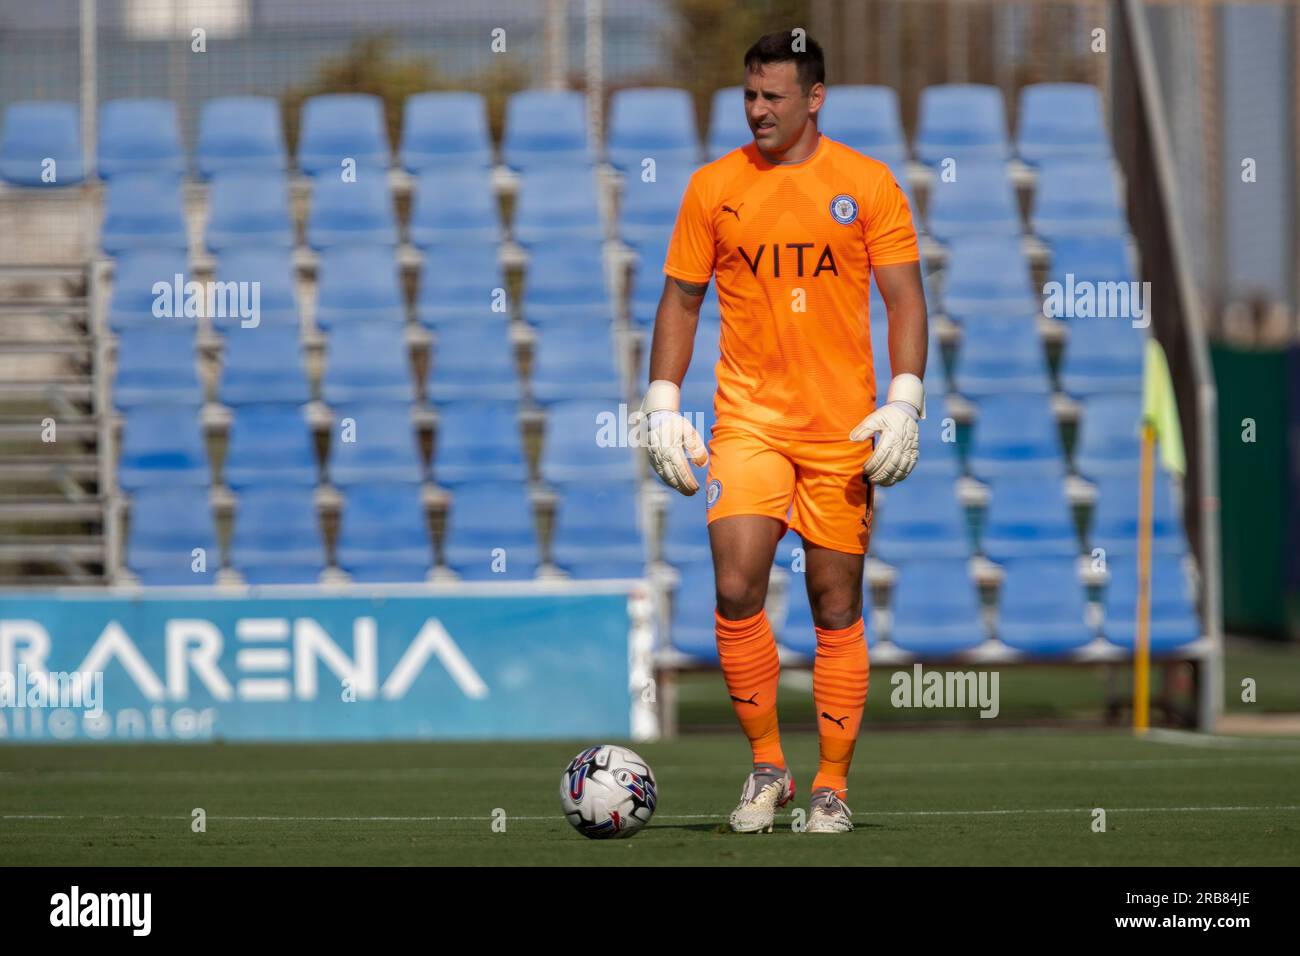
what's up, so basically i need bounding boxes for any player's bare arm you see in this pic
[640,276,710,496]
[874,259,928,382]
[850,260,929,486]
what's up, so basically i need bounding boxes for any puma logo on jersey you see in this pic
[737,243,839,278]
[730,693,759,706]
[722,203,744,221]
[821,711,849,728]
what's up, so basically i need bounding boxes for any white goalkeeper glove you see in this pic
[639,380,709,496]
[850,373,924,486]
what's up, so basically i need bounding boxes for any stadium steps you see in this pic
[0,261,108,583]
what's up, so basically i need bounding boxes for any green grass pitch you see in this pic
[3,730,1298,865]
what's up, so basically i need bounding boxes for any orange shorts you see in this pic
[704,420,876,554]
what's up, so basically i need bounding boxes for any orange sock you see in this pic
[811,617,869,795]
[715,607,785,769]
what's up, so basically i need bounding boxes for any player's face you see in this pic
[744,62,821,153]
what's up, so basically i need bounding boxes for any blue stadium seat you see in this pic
[224,404,317,488]
[619,163,692,248]
[551,482,645,578]
[337,482,431,582]
[680,320,721,410]
[1074,393,1143,478]
[660,483,710,565]
[819,85,907,166]
[428,320,518,403]
[416,243,506,329]
[997,557,1093,654]
[541,399,638,484]
[408,167,500,247]
[196,96,287,177]
[969,393,1064,479]
[230,486,325,584]
[219,324,310,405]
[213,247,300,330]
[670,559,719,662]
[400,91,492,172]
[1048,234,1134,284]
[915,84,1010,165]
[98,98,184,179]
[925,161,1021,242]
[205,172,294,252]
[328,403,423,486]
[1031,159,1125,241]
[521,241,612,327]
[941,238,1038,321]
[706,86,747,160]
[322,321,414,404]
[914,409,963,480]
[126,487,217,585]
[1102,554,1200,652]
[982,474,1077,562]
[1017,83,1111,164]
[306,172,397,249]
[630,239,671,326]
[890,557,986,654]
[442,481,539,580]
[0,101,84,186]
[118,406,209,491]
[297,93,389,175]
[1088,472,1185,557]
[607,87,700,171]
[502,90,592,171]
[113,326,201,408]
[953,315,1050,395]
[532,323,623,402]
[1060,319,1146,396]
[774,574,878,655]
[107,251,192,333]
[432,400,526,486]
[314,246,405,327]
[872,472,968,561]
[101,175,188,254]
[513,167,604,245]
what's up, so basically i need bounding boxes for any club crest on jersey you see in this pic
[706,479,722,509]
[830,194,859,225]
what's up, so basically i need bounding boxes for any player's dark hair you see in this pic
[743,31,826,93]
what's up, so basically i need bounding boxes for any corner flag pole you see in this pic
[1135,339,1186,735]
[1134,420,1156,735]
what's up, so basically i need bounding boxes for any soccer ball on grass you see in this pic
[560,744,657,839]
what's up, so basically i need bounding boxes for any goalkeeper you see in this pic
[641,31,927,834]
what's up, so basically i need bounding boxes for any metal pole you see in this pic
[80,0,97,181]
[585,0,603,159]
[1120,0,1223,732]
[546,0,567,91]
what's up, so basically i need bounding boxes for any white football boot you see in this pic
[728,763,795,833]
[805,787,854,833]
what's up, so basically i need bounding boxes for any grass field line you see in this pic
[4,753,1300,783]
[5,805,1300,824]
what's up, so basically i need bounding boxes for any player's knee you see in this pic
[714,570,767,620]
[810,590,862,631]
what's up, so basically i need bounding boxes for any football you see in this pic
[560,744,658,839]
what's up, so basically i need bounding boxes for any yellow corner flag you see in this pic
[1141,338,1186,477]
[1133,339,1185,734]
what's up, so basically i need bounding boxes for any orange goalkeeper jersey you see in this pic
[664,134,919,440]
